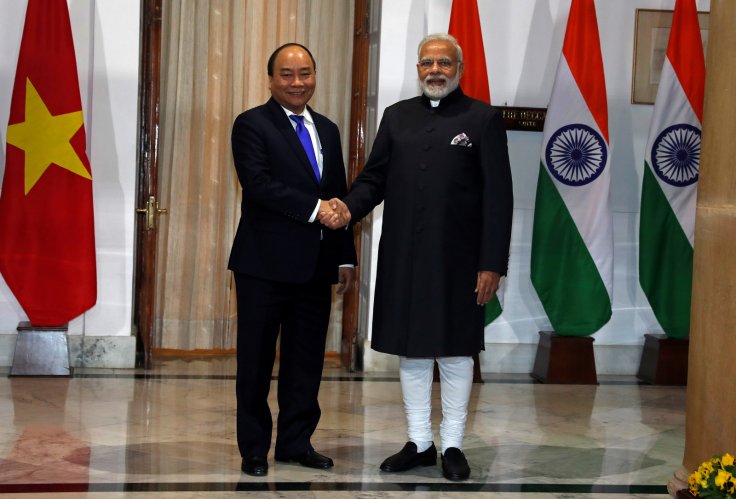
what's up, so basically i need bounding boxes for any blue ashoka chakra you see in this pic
[651,124,700,187]
[544,124,607,186]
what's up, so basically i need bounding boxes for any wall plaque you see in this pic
[497,106,546,132]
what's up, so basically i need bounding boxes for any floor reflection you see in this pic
[0,357,684,498]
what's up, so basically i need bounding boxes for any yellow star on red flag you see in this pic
[6,78,91,195]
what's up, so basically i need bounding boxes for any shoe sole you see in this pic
[443,470,470,481]
[275,458,333,469]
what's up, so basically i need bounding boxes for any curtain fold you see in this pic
[156,0,354,350]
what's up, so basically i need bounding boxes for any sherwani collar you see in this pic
[420,86,465,110]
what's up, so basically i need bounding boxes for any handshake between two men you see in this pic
[317,198,352,230]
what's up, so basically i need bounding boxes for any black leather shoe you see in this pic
[380,442,437,472]
[441,447,470,481]
[241,456,268,476]
[276,449,334,469]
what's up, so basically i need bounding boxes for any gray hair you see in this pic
[417,33,463,63]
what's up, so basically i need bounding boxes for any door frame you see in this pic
[133,0,163,369]
[341,0,370,370]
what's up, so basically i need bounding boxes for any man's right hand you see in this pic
[318,198,351,229]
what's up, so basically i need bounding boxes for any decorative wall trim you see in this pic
[362,340,644,376]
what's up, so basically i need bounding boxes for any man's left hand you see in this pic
[475,271,500,305]
[336,267,355,295]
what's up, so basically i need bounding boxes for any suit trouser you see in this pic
[234,272,332,459]
[399,356,474,453]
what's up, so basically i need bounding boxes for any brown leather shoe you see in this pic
[380,442,437,472]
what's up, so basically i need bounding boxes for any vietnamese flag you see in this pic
[0,0,96,326]
[448,0,491,104]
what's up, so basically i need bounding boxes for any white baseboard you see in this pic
[1,335,644,374]
[361,340,643,375]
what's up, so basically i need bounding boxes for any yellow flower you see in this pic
[715,469,731,489]
[699,461,715,476]
[689,453,736,497]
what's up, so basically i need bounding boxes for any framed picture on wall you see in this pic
[631,8,709,105]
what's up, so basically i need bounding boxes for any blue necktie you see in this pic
[290,115,320,181]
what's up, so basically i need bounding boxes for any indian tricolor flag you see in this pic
[448,0,490,104]
[639,0,705,340]
[530,0,612,336]
[448,0,503,326]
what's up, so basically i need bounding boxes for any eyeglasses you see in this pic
[418,58,457,70]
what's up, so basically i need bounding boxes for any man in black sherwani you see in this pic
[328,33,513,481]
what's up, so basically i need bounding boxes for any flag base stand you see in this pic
[530,331,598,384]
[9,322,72,377]
[636,333,688,385]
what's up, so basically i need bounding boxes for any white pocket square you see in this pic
[450,132,472,147]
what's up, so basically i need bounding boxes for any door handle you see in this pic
[135,195,168,231]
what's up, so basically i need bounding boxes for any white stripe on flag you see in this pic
[541,56,613,297]
[645,57,701,245]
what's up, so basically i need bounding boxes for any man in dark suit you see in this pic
[328,33,513,481]
[229,43,356,477]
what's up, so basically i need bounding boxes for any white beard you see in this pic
[419,71,461,100]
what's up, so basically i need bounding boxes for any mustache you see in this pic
[423,74,449,85]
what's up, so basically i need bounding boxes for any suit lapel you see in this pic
[266,98,320,184]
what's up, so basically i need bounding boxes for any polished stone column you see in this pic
[669,1,736,495]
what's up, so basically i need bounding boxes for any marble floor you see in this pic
[0,356,686,498]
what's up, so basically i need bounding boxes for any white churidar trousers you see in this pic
[399,356,474,453]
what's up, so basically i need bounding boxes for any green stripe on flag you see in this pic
[531,166,611,336]
[484,295,502,326]
[639,164,693,339]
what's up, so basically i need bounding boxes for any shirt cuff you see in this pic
[308,200,320,223]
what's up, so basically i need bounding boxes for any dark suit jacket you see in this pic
[229,97,356,283]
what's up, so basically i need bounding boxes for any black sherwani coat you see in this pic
[344,87,513,357]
